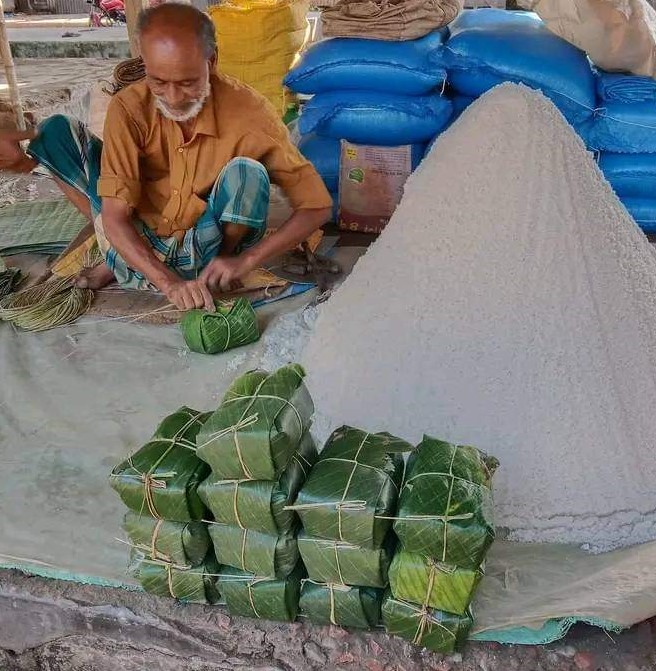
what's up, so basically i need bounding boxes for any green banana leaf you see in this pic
[198,431,317,535]
[297,531,395,588]
[381,591,472,653]
[394,436,498,568]
[132,553,220,604]
[110,407,211,522]
[218,564,303,622]
[196,364,314,480]
[300,582,383,629]
[180,298,260,355]
[123,512,211,567]
[208,523,299,579]
[290,426,411,549]
[389,550,483,616]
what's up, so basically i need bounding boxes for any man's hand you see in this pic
[200,254,254,293]
[163,276,215,312]
[0,128,38,173]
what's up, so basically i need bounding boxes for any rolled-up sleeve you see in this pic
[257,114,333,211]
[97,96,143,207]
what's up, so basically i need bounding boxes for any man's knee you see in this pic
[220,157,270,184]
[38,114,75,139]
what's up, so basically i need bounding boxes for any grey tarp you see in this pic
[0,292,655,644]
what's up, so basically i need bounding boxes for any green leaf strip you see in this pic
[387,596,458,647]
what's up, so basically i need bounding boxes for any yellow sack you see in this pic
[209,0,310,117]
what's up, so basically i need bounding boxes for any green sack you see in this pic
[198,431,317,536]
[133,554,220,604]
[196,365,314,480]
[389,550,483,616]
[209,523,299,579]
[381,592,472,653]
[180,298,260,355]
[297,531,394,588]
[110,407,211,522]
[123,511,211,567]
[394,436,498,568]
[218,565,303,622]
[300,582,383,629]
[290,426,410,549]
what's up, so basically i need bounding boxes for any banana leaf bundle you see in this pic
[297,531,395,588]
[132,554,220,604]
[209,523,299,579]
[180,298,260,355]
[382,592,472,653]
[389,550,483,616]
[394,436,498,568]
[196,364,314,480]
[198,431,317,535]
[218,564,303,622]
[290,426,411,549]
[110,407,211,522]
[123,512,211,567]
[300,582,383,629]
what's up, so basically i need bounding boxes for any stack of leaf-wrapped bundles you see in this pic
[110,407,220,603]
[383,437,499,653]
[290,426,412,629]
[196,364,316,622]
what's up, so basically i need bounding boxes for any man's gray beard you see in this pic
[155,77,211,123]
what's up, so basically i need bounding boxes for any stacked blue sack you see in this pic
[284,32,454,211]
[592,71,656,233]
[437,9,596,132]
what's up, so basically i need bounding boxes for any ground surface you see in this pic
[0,571,655,671]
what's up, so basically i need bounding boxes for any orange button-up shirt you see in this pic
[97,73,333,239]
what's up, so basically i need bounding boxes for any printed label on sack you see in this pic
[338,140,413,234]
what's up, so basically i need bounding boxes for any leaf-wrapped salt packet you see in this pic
[132,553,220,604]
[110,407,211,522]
[382,591,472,653]
[290,426,410,549]
[298,531,394,588]
[198,431,317,535]
[218,564,303,622]
[300,582,383,629]
[180,298,259,355]
[196,365,314,480]
[123,511,211,567]
[394,437,498,568]
[389,550,483,616]
[209,523,299,579]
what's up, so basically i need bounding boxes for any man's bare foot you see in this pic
[75,262,115,290]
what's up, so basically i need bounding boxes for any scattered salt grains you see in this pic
[302,84,656,551]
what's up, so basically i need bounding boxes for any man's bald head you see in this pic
[137,3,217,60]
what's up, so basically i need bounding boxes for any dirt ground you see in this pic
[0,570,654,671]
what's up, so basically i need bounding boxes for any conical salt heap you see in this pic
[304,84,656,551]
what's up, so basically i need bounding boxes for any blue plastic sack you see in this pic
[622,197,656,233]
[598,153,656,198]
[596,71,656,104]
[299,90,453,144]
[298,134,341,193]
[451,94,475,119]
[586,102,656,153]
[284,32,447,96]
[439,9,596,126]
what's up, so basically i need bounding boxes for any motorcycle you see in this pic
[87,0,126,27]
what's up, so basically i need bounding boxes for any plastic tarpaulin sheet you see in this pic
[0,295,656,644]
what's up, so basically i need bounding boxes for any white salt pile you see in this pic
[303,84,656,551]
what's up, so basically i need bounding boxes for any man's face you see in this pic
[141,36,213,123]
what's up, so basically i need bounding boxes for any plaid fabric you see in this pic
[28,114,270,289]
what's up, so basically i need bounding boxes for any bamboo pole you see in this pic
[0,0,25,130]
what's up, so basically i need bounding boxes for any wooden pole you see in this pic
[125,0,143,57]
[0,0,25,130]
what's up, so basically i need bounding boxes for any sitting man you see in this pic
[0,3,332,311]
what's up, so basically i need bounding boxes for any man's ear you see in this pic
[208,52,218,72]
